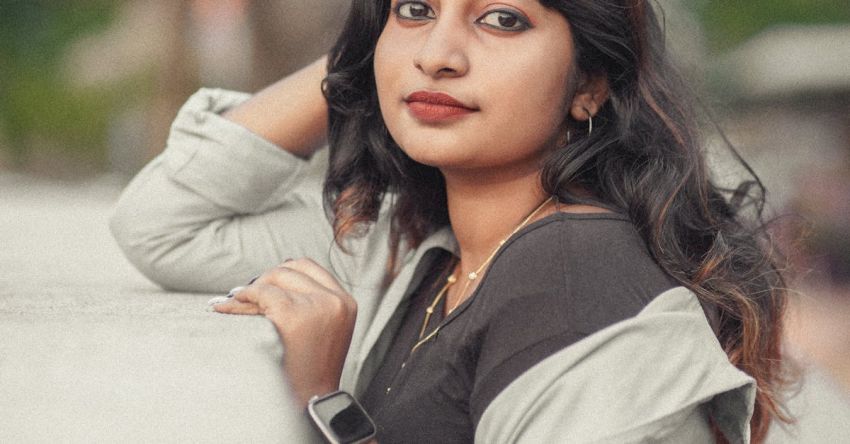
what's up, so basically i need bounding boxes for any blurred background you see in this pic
[1,0,848,437]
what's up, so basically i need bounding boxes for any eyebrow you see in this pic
[480,0,543,15]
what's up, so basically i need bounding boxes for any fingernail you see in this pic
[226,286,246,298]
[207,295,230,306]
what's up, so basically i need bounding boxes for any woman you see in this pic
[111,0,790,442]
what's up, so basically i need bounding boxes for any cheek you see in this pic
[374,34,390,113]
[374,27,403,120]
[483,51,575,147]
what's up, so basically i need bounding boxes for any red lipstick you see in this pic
[404,91,477,123]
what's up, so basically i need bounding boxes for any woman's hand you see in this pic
[213,258,357,408]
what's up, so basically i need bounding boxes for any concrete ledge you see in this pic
[0,174,314,442]
[0,300,314,442]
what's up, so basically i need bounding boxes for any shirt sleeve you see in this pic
[109,88,339,292]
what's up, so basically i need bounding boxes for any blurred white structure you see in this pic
[719,25,850,100]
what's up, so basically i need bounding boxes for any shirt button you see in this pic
[401,362,406,369]
[386,387,392,394]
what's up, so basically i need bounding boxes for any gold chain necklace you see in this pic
[412,196,555,353]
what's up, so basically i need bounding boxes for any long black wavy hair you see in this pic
[322,1,790,441]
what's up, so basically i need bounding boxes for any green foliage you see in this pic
[0,0,119,167]
[692,0,850,51]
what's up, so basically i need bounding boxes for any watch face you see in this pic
[310,391,375,443]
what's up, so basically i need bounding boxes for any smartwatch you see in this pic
[307,391,376,444]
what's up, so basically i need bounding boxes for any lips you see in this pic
[404,91,477,123]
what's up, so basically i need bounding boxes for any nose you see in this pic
[412,17,470,79]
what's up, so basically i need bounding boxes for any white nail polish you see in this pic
[207,296,230,306]
[227,286,246,298]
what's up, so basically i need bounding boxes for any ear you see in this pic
[569,75,609,121]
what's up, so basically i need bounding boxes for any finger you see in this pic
[212,299,262,315]
[255,265,329,295]
[207,295,232,306]
[233,283,291,313]
[279,258,346,294]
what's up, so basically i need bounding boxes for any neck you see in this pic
[442,167,551,276]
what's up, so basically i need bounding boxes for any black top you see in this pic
[359,212,678,443]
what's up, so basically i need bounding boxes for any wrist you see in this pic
[293,382,340,410]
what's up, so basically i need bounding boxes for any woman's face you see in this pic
[374,0,577,177]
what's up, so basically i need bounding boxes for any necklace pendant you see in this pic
[468,271,478,280]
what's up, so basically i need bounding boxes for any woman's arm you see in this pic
[110,58,347,293]
[223,56,328,158]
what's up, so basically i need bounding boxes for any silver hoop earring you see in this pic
[582,107,593,136]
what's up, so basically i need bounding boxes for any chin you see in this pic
[391,126,473,165]
[396,141,469,170]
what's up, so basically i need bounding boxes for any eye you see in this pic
[395,1,436,20]
[476,9,531,32]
